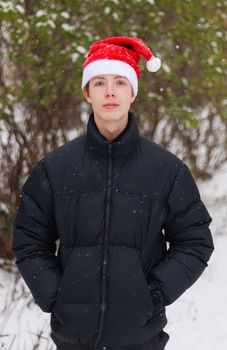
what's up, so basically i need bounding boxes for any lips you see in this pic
[103,103,119,109]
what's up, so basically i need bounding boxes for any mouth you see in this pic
[103,103,119,109]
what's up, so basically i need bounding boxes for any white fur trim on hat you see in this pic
[81,59,138,96]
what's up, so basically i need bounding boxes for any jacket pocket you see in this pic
[108,246,154,312]
[147,278,165,316]
[52,246,101,306]
[52,254,71,306]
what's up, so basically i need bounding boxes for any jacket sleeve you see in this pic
[12,159,62,312]
[149,163,214,306]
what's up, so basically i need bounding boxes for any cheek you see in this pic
[124,88,135,103]
[90,90,102,102]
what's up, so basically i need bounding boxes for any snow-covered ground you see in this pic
[165,234,227,350]
[165,162,227,349]
[0,163,226,350]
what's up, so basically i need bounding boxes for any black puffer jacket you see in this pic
[13,112,214,350]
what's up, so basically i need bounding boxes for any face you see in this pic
[83,75,136,126]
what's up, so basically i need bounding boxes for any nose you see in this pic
[104,83,116,98]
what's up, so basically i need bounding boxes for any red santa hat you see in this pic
[81,36,161,96]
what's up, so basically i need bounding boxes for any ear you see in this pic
[130,92,137,104]
[83,88,91,103]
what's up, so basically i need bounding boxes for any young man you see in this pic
[13,37,214,350]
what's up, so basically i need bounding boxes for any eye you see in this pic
[94,81,104,86]
[116,80,127,86]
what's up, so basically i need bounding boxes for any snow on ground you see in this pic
[165,234,227,350]
[0,163,226,350]
[0,263,54,349]
[165,162,227,349]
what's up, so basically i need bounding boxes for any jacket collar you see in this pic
[86,112,140,161]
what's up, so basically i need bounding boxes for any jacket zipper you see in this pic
[94,143,113,347]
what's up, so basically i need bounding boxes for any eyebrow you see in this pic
[91,75,127,80]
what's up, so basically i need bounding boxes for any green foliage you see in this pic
[0,0,226,172]
[0,0,226,121]
[0,0,226,261]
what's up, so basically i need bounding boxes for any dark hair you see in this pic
[84,81,89,93]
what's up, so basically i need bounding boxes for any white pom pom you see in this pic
[146,56,161,72]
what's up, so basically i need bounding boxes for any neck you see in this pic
[93,113,129,142]
[87,112,139,161]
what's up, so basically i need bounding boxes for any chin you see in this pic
[101,112,123,120]
[94,108,129,123]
